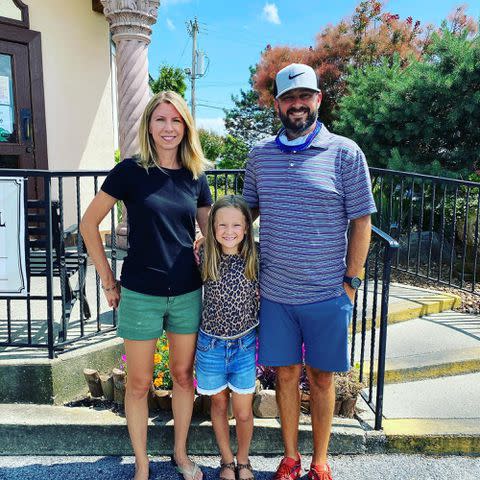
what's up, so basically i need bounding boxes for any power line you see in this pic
[197,98,230,107]
[176,37,190,67]
[196,103,226,111]
[200,82,247,87]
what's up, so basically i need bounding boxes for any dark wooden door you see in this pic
[0,39,35,169]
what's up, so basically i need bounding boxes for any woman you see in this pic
[80,91,211,480]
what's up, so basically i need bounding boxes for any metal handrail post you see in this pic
[374,237,399,429]
[43,174,55,359]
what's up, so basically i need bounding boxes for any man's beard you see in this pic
[279,107,318,136]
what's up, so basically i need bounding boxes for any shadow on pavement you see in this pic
[0,457,275,480]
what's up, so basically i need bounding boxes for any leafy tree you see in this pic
[224,67,280,149]
[198,129,224,164]
[252,1,476,127]
[217,135,249,170]
[150,65,187,97]
[334,26,480,177]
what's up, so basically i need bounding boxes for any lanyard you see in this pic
[275,121,322,153]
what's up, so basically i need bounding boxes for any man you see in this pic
[243,63,376,480]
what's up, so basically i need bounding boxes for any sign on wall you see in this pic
[0,177,27,296]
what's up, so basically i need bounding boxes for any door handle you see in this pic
[20,108,32,143]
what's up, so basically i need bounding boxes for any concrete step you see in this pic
[0,404,367,456]
[383,418,480,455]
[381,372,480,420]
[355,310,480,383]
[357,372,480,454]
[351,283,461,334]
[383,283,461,324]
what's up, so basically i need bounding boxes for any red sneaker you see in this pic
[307,463,333,480]
[273,454,302,480]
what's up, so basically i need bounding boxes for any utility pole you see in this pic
[186,17,199,121]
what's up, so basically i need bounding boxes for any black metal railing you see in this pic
[0,167,398,429]
[350,225,399,430]
[206,168,244,200]
[0,169,115,359]
[370,168,480,296]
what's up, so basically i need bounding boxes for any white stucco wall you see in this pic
[27,0,115,171]
[26,0,116,227]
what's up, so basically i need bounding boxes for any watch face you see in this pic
[351,277,362,289]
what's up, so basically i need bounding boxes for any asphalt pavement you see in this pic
[0,455,479,480]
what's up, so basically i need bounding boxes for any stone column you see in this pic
[101,0,160,247]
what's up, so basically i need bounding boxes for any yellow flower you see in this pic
[153,378,163,387]
[157,371,164,380]
[161,345,169,351]
[153,354,161,364]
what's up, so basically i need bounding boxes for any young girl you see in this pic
[195,195,259,480]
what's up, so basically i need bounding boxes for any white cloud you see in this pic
[196,117,226,136]
[263,3,281,25]
[166,18,175,30]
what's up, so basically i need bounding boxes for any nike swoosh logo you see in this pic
[288,72,305,80]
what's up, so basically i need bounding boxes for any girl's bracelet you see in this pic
[101,280,119,292]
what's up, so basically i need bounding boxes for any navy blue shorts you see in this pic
[195,329,257,395]
[258,293,353,372]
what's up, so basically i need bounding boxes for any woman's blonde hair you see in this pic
[202,195,258,282]
[137,90,208,179]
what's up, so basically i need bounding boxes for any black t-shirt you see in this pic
[101,158,212,296]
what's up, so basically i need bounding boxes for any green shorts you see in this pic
[117,287,202,340]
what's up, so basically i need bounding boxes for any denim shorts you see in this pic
[258,293,353,372]
[117,287,202,340]
[195,329,257,395]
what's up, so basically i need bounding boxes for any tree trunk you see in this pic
[99,373,114,401]
[112,368,126,405]
[83,369,103,398]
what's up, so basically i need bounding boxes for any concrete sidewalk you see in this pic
[0,282,479,455]
[354,284,480,455]
[356,310,480,383]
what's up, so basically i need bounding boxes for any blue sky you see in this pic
[148,1,480,133]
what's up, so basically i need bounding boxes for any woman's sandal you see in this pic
[219,461,236,480]
[170,455,203,480]
[237,461,255,480]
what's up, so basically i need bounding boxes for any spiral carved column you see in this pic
[101,1,160,244]
[116,40,150,158]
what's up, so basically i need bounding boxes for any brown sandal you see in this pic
[219,461,236,480]
[237,461,255,480]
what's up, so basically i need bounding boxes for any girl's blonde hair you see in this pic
[202,195,258,282]
[137,90,208,179]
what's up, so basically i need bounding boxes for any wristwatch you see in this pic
[343,275,362,289]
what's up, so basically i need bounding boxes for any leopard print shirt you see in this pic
[200,250,259,339]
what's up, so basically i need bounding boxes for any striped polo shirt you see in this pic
[243,124,377,305]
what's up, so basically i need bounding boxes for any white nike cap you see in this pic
[275,63,320,99]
